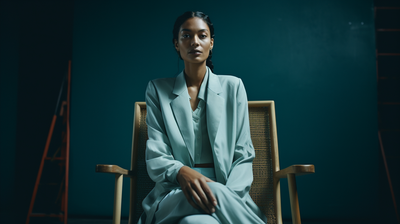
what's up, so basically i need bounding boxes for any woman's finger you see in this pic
[191,181,212,213]
[176,166,216,213]
[189,184,210,214]
[205,177,215,183]
[200,180,218,211]
[182,185,200,210]
[204,177,217,206]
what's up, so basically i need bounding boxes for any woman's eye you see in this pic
[182,34,190,38]
[200,34,207,38]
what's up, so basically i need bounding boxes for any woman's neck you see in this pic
[184,62,207,87]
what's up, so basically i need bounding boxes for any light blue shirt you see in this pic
[188,71,213,164]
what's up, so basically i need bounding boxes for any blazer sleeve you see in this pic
[145,81,184,186]
[225,79,255,198]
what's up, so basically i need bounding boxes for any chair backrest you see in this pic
[129,101,282,224]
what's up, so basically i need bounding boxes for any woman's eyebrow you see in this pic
[181,29,209,32]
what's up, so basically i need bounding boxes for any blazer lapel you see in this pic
[206,69,223,155]
[206,69,226,182]
[170,72,195,163]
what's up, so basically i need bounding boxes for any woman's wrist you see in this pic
[176,165,189,183]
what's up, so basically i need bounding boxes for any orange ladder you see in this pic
[26,61,71,224]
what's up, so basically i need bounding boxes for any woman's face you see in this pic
[174,17,214,65]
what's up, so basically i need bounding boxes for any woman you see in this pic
[138,11,267,224]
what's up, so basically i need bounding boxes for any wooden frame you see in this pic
[96,101,315,224]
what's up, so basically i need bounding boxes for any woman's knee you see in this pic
[207,182,230,196]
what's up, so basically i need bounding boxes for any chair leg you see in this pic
[287,173,301,224]
[113,174,123,224]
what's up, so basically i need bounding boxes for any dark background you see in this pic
[1,0,397,223]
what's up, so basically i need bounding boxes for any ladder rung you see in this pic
[45,157,66,160]
[30,213,64,218]
[39,182,59,185]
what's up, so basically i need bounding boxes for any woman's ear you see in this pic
[174,39,179,51]
[210,38,214,50]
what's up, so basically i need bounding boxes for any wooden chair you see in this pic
[96,101,315,224]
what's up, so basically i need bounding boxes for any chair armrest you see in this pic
[275,164,315,179]
[96,164,133,177]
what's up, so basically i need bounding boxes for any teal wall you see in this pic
[71,0,378,221]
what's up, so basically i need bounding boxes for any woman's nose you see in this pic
[191,35,200,46]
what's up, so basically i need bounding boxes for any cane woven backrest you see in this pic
[247,101,281,224]
[129,101,281,224]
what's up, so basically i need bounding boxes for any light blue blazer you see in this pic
[139,67,257,224]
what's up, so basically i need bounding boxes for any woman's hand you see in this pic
[177,166,218,214]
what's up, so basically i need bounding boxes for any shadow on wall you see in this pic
[0,1,73,223]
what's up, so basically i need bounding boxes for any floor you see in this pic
[0,213,387,224]
[23,218,384,224]
[0,217,388,224]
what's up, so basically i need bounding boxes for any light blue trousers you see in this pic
[153,168,267,224]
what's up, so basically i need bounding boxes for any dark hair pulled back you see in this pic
[172,11,215,72]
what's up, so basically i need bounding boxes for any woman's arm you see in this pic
[225,79,255,198]
[145,81,184,185]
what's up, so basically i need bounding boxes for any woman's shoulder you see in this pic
[146,77,176,92]
[213,73,243,88]
[215,74,241,82]
[149,77,176,86]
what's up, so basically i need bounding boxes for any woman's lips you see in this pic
[189,50,201,55]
